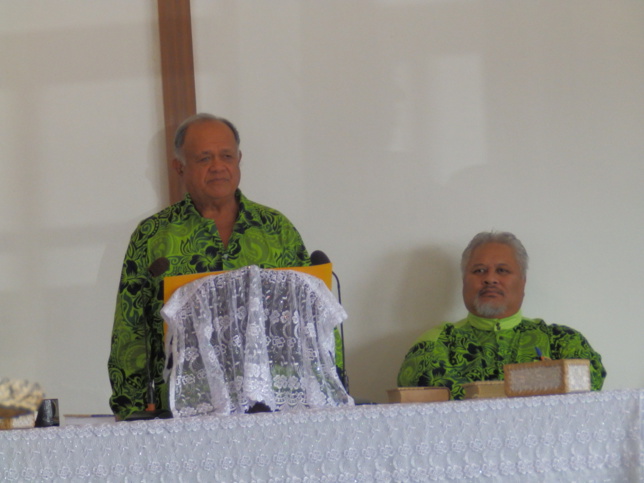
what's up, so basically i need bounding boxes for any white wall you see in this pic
[1,1,642,414]
[1,2,166,413]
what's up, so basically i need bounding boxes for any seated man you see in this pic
[397,231,606,399]
[108,113,310,420]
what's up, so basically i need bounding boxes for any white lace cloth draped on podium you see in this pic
[161,265,353,417]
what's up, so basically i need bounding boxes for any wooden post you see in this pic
[157,0,196,203]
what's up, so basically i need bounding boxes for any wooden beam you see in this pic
[157,0,196,204]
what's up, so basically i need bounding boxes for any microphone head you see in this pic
[148,257,170,278]
[310,250,331,266]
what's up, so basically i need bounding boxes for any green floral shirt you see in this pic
[108,190,310,419]
[397,311,606,399]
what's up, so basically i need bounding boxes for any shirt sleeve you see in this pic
[396,325,468,399]
[107,221,164,420]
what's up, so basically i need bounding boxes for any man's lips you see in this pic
[479,288,503,297]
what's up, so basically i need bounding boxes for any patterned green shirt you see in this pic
[397,311,606,399]
[108,190,310,419]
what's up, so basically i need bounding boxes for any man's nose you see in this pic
[483,275,498,284]
[208,156,225,170]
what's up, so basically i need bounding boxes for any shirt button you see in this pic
[223,253,229,260]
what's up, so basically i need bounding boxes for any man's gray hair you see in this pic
[460,231,529,278]
[173,113,241,164]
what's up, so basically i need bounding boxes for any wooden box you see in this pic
[462,381,507,399]
[504,359,591,397]
[387,387,450,403]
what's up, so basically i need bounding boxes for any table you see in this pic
[1,389,642,482]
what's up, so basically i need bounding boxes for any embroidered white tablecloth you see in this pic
[1,389,642,482]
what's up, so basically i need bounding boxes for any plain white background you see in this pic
[1,1,642,414]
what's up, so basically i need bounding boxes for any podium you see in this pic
[163,262,345,388]
[161,264,352,417]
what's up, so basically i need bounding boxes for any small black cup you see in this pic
[35,399,59,427]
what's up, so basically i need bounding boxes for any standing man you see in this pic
[397,231,606,399]
[108,114,310,420]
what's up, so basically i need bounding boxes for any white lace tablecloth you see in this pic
[1,389,642,482]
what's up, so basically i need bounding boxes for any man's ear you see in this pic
[172,158,184,175]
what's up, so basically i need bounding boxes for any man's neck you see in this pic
[195,197,238,220]
[193,195,240,247]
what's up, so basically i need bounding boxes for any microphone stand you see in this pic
[310,250,350,393]
[333,270,350,393]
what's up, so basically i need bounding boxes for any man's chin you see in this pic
[473,301,507,318]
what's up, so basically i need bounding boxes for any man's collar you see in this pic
[183,189,245,218]
[467,310,523,331]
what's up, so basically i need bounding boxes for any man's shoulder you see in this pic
[519,316,564,328]
[241,195,285,216]
[518,317,587,337]
[413,318,469,345]
[239,193,295,227]
[526,317,582,331]
[131,197,196,235]
[149,197,194,221]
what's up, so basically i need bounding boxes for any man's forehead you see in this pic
[185,120,236,142]
[470,260,513,266]
[195,147,237,155]
[469,243,519,264]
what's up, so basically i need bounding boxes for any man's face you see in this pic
[462,242,526,319]
[174,120,241,208]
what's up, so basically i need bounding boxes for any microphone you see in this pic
[149,257,170,278]
[310,250,331,266]
[125,257,173,421]
[310,250,349,393]
[310,250,341,304]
